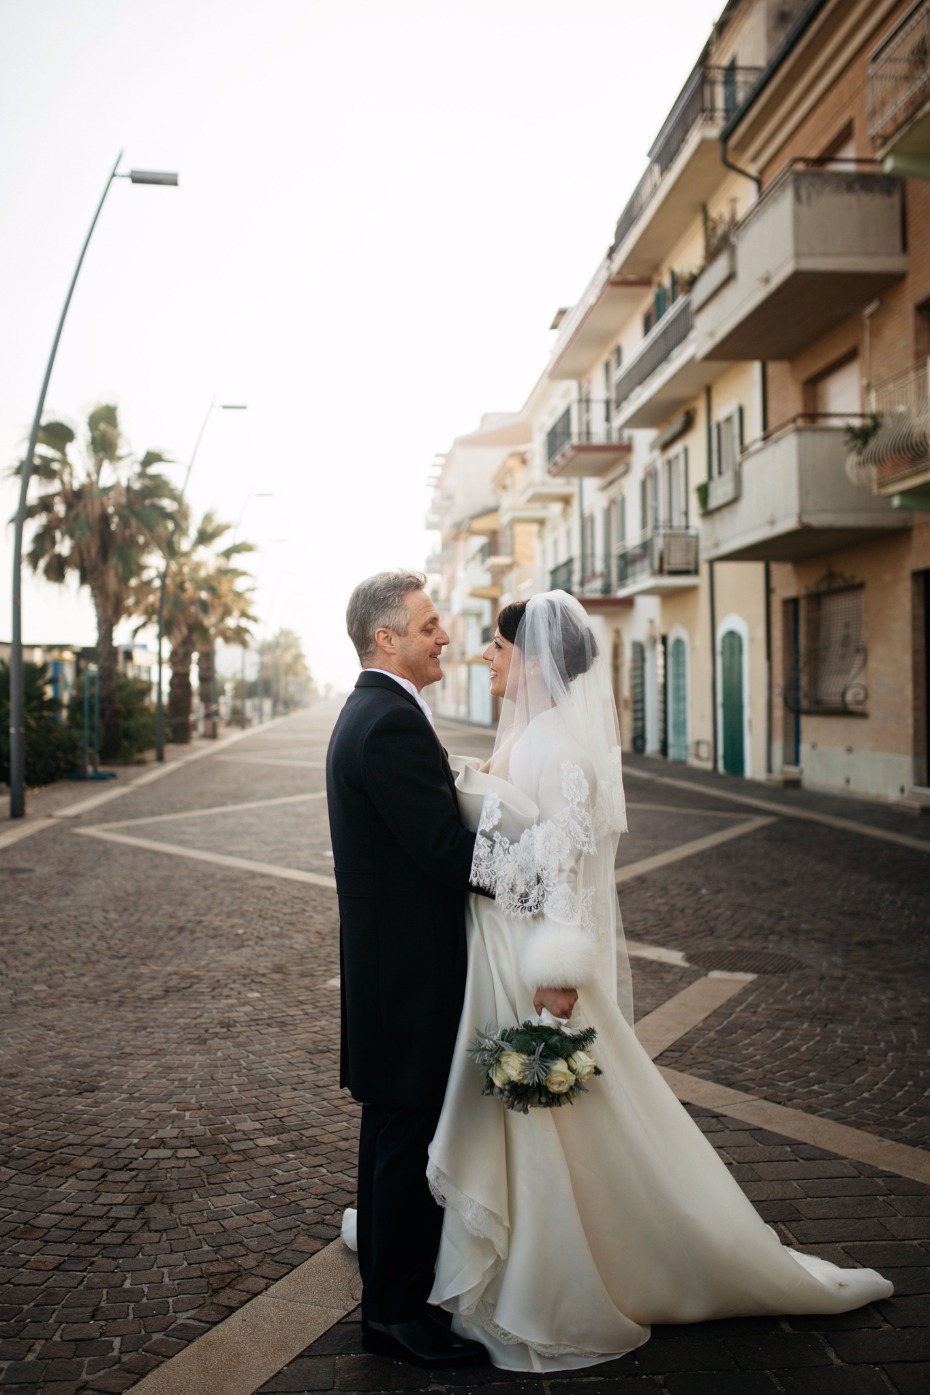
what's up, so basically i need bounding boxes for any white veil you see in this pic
[471,590,633,1022]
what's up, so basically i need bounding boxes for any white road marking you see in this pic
[624,766,930,853]
[616,816,774,883]
[73,826,337,890]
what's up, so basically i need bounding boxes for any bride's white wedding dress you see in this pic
[425,730,893,1373]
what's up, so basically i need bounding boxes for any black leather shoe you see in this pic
[361,1316,487,1367]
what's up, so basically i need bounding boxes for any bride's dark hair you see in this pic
[497,600,527,644]
[496,594,598,683]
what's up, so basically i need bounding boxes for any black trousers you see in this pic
[356,1102,443,1323]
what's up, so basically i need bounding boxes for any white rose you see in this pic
[543,1058,574,1094]
[568,1050,597,1082]
[499,1050,527,1083]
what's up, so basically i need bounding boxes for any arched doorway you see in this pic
[720,627,745,775]
[668,632,688,764]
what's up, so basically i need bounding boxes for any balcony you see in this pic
[613,294,731,429]
[699,420,910,563]
[693,162,907,362]
[519,476,576,508]
[614,529,700,597]
[549,557,617,602]
[484,526,516,572]
[868,0,930,169]
[610,64,761,278]
[548,260,650,380]
[546,401,633,480]
[847,363,930,508]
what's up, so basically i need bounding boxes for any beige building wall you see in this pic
[725,0,930,797]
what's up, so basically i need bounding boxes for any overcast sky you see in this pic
[1,0,722,691]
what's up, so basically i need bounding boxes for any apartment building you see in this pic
[456,0,800,772]
[428,0,930,801]
[694,0,930,800]
[426,414,530,724]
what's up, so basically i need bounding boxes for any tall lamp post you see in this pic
[9,153,178,819]
[154,401,247,762]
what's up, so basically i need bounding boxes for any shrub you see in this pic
[67,671,157,763]
[0,660,82,787]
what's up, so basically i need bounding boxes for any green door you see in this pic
[631,641,646,755]
[721,629,745,775]
[668,637,687,763]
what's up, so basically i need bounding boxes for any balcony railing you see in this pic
[847,362,930,491]
[701,419,909,562]
[611,66,761,253]
[692,161,906,362]
[614,295,693,414]
[615,529,699,589]
[549,557,614,598]
[545,400,632,479]
[868,0,930,149]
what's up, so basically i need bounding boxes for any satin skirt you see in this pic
[427,894,893,1372]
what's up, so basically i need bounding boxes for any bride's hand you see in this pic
[534,987,578,1020]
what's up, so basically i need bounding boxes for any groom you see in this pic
[326,570,486,1368]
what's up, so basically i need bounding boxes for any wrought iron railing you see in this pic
[615,530,699,588]
[611,65,761,252]
[846,361,930,487]
[545,401,624,468]
[613,295,693,414]
[868,0,930,149]
[548,557,614,597]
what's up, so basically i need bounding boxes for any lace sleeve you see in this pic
[470,750,621,991]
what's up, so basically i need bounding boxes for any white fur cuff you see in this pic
[520,926,598,992]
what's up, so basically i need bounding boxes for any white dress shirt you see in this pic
[365,668,435,727]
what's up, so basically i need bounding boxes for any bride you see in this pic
[425,589,893,1373]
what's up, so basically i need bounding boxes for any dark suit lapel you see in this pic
[355,672,455,788]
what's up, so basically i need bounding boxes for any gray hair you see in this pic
[347,569,427,665]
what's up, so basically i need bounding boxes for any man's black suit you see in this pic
[326,671,476,1322]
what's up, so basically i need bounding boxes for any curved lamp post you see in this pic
[9,153,178,818]
[154,402,247,761]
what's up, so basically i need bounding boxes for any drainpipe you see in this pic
[721,138,761,193]
[705,385,718,771]
[709,560,718,773]
[761,362,772,777]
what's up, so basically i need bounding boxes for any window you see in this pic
[808,355,860,417]
[723,57,738,117]
[915,298,930,359]
[640,466,659,535]
[784,579,867,715]
[581,512,596,577]
[662,447,689,529]
[614,344,623,371]
[714,407,744,477]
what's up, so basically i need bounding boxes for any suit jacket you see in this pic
[326,671,476,1110]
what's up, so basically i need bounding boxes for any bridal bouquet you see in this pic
[468,1020,601,1112]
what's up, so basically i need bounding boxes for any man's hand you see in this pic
[533,987,578,1020]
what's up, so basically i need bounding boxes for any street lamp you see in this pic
[9,152,178,819]
[154,401,247,761]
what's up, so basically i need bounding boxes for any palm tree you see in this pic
[259,627,316,711]
[14,405,178,759]
[131,511,255,742]
[196,539,257,735]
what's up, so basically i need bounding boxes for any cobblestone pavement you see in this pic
[0,708,928,1394]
